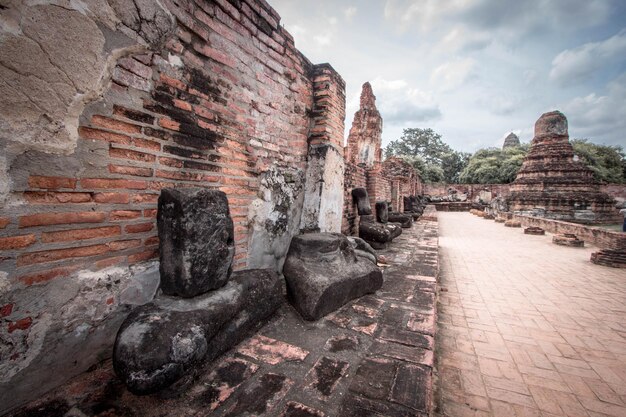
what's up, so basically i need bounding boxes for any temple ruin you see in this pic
[1,1,626,416]
[508,111,620,224]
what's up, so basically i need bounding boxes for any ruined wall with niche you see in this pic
[0,0,345,412]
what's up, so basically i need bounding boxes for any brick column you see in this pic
[300,64,346,233]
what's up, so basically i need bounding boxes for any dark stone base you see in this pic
[504,220,521,227]
[524,227,545,235]
[113,269,283,395]
[283,233,383,321]
[388,213,412,228]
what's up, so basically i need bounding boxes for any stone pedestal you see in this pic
[283,233,383,320]
[524,227,545,235]
[553,234,584,247]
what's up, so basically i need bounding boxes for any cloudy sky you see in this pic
[270,0,626,153]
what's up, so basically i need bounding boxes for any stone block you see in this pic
[283,233,383,320]
[375,201,389,223]
[113,269,283,395]
[388,213,413,228]
[158,188,234,297]
[524,226,545,235]
[351,188,372,215]
[504,219,521,227]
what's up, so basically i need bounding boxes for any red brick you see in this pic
[95,255,126,269]
[109,147,156,163]
[160,73,186,90]
[108,165,153,178]
[158,156,183,168]
[24,191,92,204]
[117,56,152,79]
[159,118,180,131]
[94,192,130,204]
[8,317,33,333]
[132,138,161,151]
[0,234,37,250]
[0,218,9,229]
[80,178,148,190]
[41,226,121,243]
[19,265,80,286]
[107,239,142,251]
[79,126,132,144]
[28,176,77,190]
[173,99,193,111]
[131,193,159,204]
[143,209,158,218]
[110,210,142,221]
[19,212,106,228]
[0,303,13,317]
[125,223,154,233]
[128,248,158,263]
[17,244,109,266]
[144,236,159,246]
[112,105,155,125]
[91,115,141,134]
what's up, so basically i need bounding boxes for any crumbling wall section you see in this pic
[0,0,338,412]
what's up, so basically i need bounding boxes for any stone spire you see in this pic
[346,82,383,167]
[507,111,619,223]
[502,132,520,149]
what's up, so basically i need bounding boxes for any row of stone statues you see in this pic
[113,187,424,395]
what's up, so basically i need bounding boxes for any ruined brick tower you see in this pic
[507,111,619,224]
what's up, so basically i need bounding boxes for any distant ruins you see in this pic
[502,132,520,149]
[508,111,619,224]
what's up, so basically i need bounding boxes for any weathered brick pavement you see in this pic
[435,212,626,417]
[10,213,440,417]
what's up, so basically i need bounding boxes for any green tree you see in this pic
[571,139,625,183]
[385,128,469,183]
[459,145,529,184]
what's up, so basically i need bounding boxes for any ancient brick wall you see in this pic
[424,183,512,199]
[512,215,626,250]
[425,183,625,204]
[0,0,345,412]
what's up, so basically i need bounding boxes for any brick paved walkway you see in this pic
[435,212,626,417]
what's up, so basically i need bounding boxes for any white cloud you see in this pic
[562,73,626,143]
[313,33,332,46]
[439,25,492,51]
[344,6,357,20]
[367,77,442,125]
[550,29,626,85]
[430,58,476,91]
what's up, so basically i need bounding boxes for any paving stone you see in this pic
[304,356,349,397]
[281,401,326,417]
[407,312,436,336]
[237,335,309,365]
[192,358,258,411]
[324,335,360,352]
[340,394,428,417]
[391,363,432,411]
[221,373,293,416]
[378,325,434,350]
[348,356,397,400]
[369,340,434,367]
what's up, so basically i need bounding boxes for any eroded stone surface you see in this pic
[283,233,383,320]
[113,269,283,394]
[158,188,234,297]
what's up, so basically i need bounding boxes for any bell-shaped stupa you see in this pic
[507,111,619,224]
